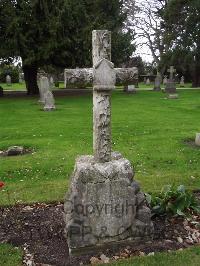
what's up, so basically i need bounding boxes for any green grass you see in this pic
[0,82,197,92]
[0,244,22,266]
[105,246,200,266]
[1,89,200,264]
[0,90,200,205]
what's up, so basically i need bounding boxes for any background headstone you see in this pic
[163,76,168,85]
[127,85,136,93]
[195,133,200,146]
[6,75,11,86]
[43,90,56,111]
[165,66,177,93]
[146,78,150,85]
[180,76,185,87]
[154,72,162,91]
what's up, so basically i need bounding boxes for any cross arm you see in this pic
[64,67,138,88]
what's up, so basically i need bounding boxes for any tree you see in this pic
[0,0,65,94]
[124,0,170,74]
[164,0,200,87]
[0,0,135,94]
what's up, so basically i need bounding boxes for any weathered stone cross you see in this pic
[167,66,176,80]
[65,30,138,163]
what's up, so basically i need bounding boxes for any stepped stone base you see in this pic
[64,152,154,254]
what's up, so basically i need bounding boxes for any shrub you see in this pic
[146,185,200,217]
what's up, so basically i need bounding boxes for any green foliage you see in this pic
[0,64,19,83]
[147,185,200,216]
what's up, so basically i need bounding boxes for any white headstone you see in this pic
[38,76,49,103]
[49,76,54,88]
[127,85,136,93]
[195,133,200,146]
[146,78,150,85]
[163,76,168,85]
[180,76,185,87]
[6,75,11,86]
[44,91,56,111]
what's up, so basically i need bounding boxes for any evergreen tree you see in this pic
[0,0,135,94]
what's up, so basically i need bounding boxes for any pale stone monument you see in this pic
[146,78,150,85]
[168,94,179,99]
[49,76,55,88]
[163,76,168,85]
[180,76,185,87]
[6,75,11,86]
[19,72,24,84]
[153,72,162,91]
[37,72,49,104]
[127,85,136,93]
[165,66,177,93]
[38,74,56,110]
[195,133,200,146]
[43,90,56,111]
[64,30,153,255]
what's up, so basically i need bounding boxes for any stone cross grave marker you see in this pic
[165,66,177,94]
[168,66,176,80]
[64,30,153,255]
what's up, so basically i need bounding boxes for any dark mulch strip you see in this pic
[183,138,200,148]
[0,199,199,266]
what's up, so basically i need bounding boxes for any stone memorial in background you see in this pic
[43,90,56,111]
[19,72,24,84]
[6,75,11,86]
[153,72,162,91]
[195,133,200,146]
[64,30,153,255]
[180,76,185,87]
[165,66,177,94]
[163,76,168,86]
[127,85,137,93]
[37,72,49,103]
[146,78,150,85]
[49,76,55,88]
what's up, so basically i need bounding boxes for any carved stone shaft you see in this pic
[92,30,112,163]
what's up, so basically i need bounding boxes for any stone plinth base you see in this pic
[64,152,154,254]
[165,80,176,93]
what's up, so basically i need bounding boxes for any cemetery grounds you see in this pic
[0,85,200,265]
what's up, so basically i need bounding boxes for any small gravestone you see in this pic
[165,66,177,93]
[6,75,11,86]
[127,85,136,93]
[44,90,56,111]
[168,93,178,99]
[154,72,162,91]
[195,133,200,146]
[146,78,150,85]
[143,77,146,84]
[19,73,23,84]
[0,86,3,97]
[64,30,153,255]
[180,76,185,87]
[163,76,168,85]
[49,76,55,88]
[38,74,49,104]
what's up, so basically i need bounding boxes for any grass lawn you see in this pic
[1,89,200,205]
[0,244,22,266]
[105,246,200,266]
[1,89,200,265]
